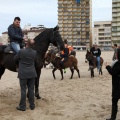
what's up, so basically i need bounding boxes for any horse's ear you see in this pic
[53,25,59,31]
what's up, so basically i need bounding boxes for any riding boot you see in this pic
[106,106,118,120]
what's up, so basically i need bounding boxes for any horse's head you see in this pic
[50,25,64,51]
[85,49,93,62]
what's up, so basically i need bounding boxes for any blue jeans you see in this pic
[11,42,20,53]
[97,56,100,70]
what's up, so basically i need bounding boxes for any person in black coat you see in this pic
[105,48,120,120]
[14,39,37,111]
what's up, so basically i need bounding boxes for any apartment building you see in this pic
[112,0,120,45]
[58,0,92,47]
[93,21,112,50]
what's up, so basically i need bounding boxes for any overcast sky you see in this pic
[0,0,112,35]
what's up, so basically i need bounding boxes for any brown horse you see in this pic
[45,51,80,80]
[85,50,104,78]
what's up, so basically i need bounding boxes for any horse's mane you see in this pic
[33,28,53,53]
[34,28,52,43]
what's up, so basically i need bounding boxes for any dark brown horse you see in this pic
[0,26,64,99]
[85,50,104,78]
[45,51,80,80]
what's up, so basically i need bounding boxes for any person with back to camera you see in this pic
[14,39,37,111]
[105,48,120,120]
[8,16,26,53]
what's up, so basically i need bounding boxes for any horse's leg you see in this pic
[60,69,64,80]
[100,67,103,75]
[90,69,92,78]
[74,66,80,78]
[70,67,74,79]
[52,68,57,79]
[0,65,5,79]
[35,68,41,99]
[93,69,94,77]
[91,68,94,78]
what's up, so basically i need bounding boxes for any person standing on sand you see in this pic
[105,48,120,120]
[14,39,37,111]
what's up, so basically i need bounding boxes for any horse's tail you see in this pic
[0,45,7,52]
[70,57,78,68]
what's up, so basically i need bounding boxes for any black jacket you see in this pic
[14,48,37,79]
[106,61,120,98]
[8,24,23,45]
[60,48,69,58]
[90,47,101,57]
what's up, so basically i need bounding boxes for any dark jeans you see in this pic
[19,78,35,110]
[60,57,68,67]
[110,97,119,119]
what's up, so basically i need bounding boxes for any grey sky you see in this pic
[0,0,112,35]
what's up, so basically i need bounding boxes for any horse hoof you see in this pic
[37,96,41,99]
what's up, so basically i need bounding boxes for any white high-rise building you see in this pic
[112,0,120,45]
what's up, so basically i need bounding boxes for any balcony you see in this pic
[112,23,117,26]
[113,14,117,17]
[113,0,120,2]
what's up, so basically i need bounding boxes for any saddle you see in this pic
[4,44,15,54]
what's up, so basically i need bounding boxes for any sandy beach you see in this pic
[0,51,120,120]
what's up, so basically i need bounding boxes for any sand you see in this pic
[0,51,120,120]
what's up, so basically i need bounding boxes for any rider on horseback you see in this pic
[8,17,26,53]
[60,43,69,68]
[90,44,101,71]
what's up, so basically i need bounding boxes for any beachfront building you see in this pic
[93,21,112,50]
[58,0,92,47]
[112,0,120,45]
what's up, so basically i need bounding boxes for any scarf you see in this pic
[111,59,118,68]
